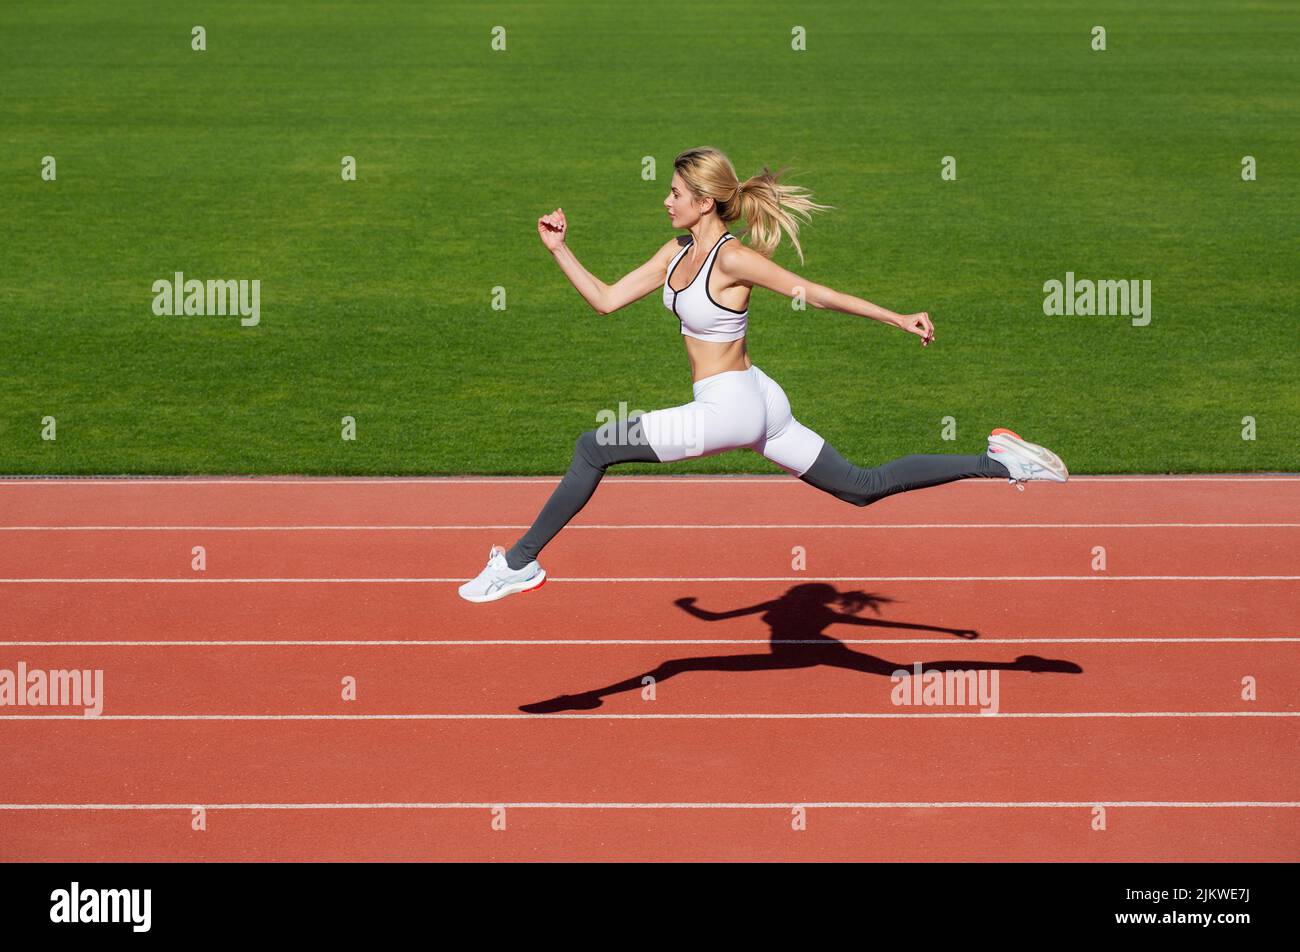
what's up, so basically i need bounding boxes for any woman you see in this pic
[459,146,1067,603]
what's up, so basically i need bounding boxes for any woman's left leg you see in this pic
[503,418,661,571]
[504,373,765,570]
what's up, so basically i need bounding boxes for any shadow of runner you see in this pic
[519,582,1082,713]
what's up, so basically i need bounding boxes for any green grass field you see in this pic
[1,1,1296,475]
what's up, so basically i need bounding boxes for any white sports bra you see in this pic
[662,231,749,342]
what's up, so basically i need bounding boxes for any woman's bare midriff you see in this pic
[683,334,752,382]
[680,265,753,380]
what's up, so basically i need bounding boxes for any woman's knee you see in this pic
[797,441,887,507]
[574,426,660,470]
[573,429,600,466]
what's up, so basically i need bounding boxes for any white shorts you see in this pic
[636,365,827,477]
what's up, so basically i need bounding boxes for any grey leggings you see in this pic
[503,421,1008,570]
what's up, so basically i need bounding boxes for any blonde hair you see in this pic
[672,146,834,264]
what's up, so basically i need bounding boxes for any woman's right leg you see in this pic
[503,417,662,570]
[749,364,1011,508]
[798,439,1008,508]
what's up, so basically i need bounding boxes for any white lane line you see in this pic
[1,476,1298,484]
[1,576,1296,583]
[2,712,1296,721]
[6,637,1299,647]
[0,801,1295,810]
[3,523,1297,530]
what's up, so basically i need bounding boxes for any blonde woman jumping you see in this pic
[459,147,1067,602]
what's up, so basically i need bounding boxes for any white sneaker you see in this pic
[986,427,1069,488]
[458,544,547,603]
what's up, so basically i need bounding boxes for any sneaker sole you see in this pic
[988,428,1069,482]
[459,569,548,604]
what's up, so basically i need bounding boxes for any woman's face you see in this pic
[664,173,710,227]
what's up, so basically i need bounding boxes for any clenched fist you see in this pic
[538,207,567,251]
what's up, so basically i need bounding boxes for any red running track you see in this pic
[0,475,1296,861]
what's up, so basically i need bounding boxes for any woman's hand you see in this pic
[896,311,935,346]
[537,207,567,251]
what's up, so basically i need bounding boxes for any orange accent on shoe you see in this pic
[521,576,548,594]
[990,427,1021,439]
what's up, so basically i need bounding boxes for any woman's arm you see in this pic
[673,596,776,620]
[833,613,979,639]
[547,241,608,313]
[538,207,678,315]
[719,241,936,345]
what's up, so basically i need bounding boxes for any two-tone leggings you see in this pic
[504,364,1008,570]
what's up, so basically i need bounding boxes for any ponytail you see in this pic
[728,165,834,264]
